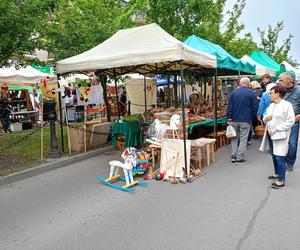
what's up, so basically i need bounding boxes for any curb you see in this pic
[0,145,114,187]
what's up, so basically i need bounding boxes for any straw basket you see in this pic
[255,120,265,137]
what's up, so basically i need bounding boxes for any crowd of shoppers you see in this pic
[227,72,299,189]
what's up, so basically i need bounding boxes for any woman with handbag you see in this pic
[261,85,295,189]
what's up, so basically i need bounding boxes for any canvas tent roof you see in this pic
[250,51,280,72]
[241,55,276,77]
[56,23,217,76]
[32,64,53,74]
[281,61,300,81]
[183,35,255,75]
[0,65,56,85]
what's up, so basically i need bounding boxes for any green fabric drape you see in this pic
[189,116,227,133]
[112,120,142,148]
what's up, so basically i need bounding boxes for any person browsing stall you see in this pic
[227,77,258,164]
[262,85,295,188]
[261,73,273,92]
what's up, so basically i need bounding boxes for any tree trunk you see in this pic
[98,73,111,122]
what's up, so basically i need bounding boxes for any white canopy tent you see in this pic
[56,23,218,176]
[241,55,276,77]
[281,61,300,81]
[56,23,216,75]
[0,65,56,85]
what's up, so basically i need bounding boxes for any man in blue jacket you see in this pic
[227,77,258,164]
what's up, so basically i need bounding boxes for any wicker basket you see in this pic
[255,120,265,137]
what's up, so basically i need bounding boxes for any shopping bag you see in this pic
[271,130,287,140]
[226,125,236,138]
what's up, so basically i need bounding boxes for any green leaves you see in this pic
[0,0,46,66]
[0,0,296,67]
[40,0,135,61]
[257,21,296,65]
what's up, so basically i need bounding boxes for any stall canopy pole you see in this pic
[180,60,188,177]
[57,74,64,152]
[213,69,218,137]
[113,69,120,119]
[143,74,147,113]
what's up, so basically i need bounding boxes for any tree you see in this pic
[220,0,246,46]
[0,0,49,67]
[226,33,258,59]
[38,0,137,120]
[40,0,135,62]
[127,0,227,43]
[257,21,297,65]
[127,0,252,58]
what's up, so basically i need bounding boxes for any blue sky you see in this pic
[225,0,300,64]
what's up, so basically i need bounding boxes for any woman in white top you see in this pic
[262,85,295,188]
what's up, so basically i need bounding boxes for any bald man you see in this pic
[279,72,300,172]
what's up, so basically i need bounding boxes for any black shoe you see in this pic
[231,155,237,163]
[235,159,246,165]
[271,182,285,189]
[286,166,293,172]
[268,175,279,180]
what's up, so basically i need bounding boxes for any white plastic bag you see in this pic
[226,125,236,138]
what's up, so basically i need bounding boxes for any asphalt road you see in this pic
[1,140,300,250]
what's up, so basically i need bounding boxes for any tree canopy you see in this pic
[0,0,297,67]
[257,21,296,65]
[0,0,49,67]
[39,0,136,62]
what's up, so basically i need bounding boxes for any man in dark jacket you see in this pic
[279,72,300,172]
[227,77,258,164]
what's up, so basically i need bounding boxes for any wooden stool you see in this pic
[192,138,216,166]
[207,131,226,151]
[191,144,206,170]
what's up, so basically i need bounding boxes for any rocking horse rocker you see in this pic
[96,148,148,192]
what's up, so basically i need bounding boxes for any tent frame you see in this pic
[59,60,218,178]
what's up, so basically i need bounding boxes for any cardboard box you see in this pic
[10,122,23,132]
[69,126,91,152]
[89,122,111,148]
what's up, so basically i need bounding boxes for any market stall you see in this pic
[249,50,282,75]
[0,66,56,132]
[184,35,256,75]
[56,23,218,179]
[240,55,276,77]
[0,65,56,84]
[182,35,255,138]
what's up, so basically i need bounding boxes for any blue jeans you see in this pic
[268,134,286,182]
[286,121,299,168]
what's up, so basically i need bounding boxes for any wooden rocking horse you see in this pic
[96,148,147,192]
